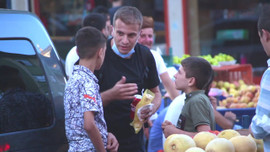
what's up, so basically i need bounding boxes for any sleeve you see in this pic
[145,48,160,89]
[189,98,211,129]
[65,46,79,77]
[251,69,270,139]
[80,82,99,113]
[151,50,167,75]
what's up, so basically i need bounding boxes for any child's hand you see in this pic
[209,96,217,109]
[106,132,119,152]
[162,120,178,138]
[224,111,237,122]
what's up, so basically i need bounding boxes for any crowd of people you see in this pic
[64,4,270,152]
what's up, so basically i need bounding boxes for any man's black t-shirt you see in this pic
[95,39,160,151]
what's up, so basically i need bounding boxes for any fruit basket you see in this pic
[216,108,255,131]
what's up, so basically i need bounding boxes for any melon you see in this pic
[185,147,205,152]
[217,129,240,140]
[247,134,264,152]
[205,138,235,152]
[230,136,257,152]
[193,131,217,149]
[164,134,196,152]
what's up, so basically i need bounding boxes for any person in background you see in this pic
[64,27,118,152]
[209,96,238,130]
[94,6,161,152]
[162,57,215,138]
[65,12,110,78]
[108,0,123,24]
[250,5,270,151]
[93,5,113,38]
[138,16,179,100]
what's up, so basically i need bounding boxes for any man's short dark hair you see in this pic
[82,13,106,31]
[113,6,143,29]
[258,5,270,35]
[75,27,106,59]
[181,56,214,95]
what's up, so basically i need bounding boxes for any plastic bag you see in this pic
[130,89,155,133]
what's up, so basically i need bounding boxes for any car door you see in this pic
[0,10,68,152]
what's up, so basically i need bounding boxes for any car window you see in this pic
[0,39,53,134]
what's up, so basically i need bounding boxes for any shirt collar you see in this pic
[111,39,135,58]
[185,90,205,101]
[73,65,98,83]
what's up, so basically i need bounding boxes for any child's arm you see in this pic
[84,111,106,152]
[162,120,211,138]
[106,132,119,152]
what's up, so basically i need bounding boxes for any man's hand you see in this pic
[138,104,153,122]
[110,76,138,100]
[101,76,138,106]
[106,132,119,152]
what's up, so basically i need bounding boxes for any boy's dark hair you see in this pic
[258,5,270,35]
[181,56,214,96]
[82,13,106,31]
[75,26,106,59]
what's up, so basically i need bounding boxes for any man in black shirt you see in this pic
[95,6,161,152]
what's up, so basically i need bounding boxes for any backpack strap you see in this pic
[135,44,149,82]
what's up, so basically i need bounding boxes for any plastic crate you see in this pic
[212,64,253,84]
[216,108,255,131]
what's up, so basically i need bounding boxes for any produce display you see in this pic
[164,129,264,152]
[212,80,260,109]
[173,54,190,65]
[173,53,235,66]
[205,138,234,152]
[217,129,240,140]
[164,134,196,152]
[230,136,257,152]
[193,132,217,149]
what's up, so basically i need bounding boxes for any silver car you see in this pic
[0,9,68,151]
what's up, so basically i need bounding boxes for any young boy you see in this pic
[162,56,215,137]
[64,27,118,152]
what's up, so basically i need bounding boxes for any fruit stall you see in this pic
[163,129,263,152]
[173,53,259,130]
[211,64,258,130]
